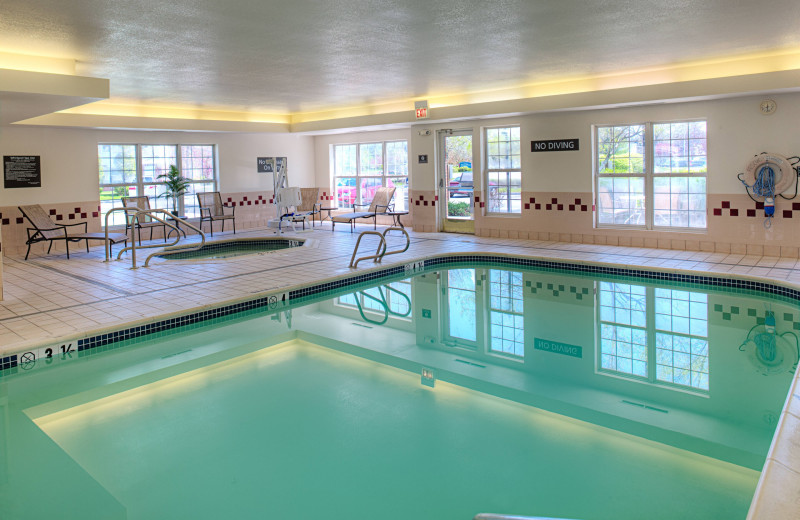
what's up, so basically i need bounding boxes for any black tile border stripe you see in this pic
[3,253,800,375]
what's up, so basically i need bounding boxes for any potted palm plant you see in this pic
[157,165,190,216]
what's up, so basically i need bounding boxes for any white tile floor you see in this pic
[1,222,799,519]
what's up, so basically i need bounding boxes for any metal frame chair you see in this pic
[121,195,167,245]
[332,186,396,233]
[19,204,128,260]
[197,192,236,236]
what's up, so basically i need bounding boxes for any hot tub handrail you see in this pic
[376,226,409,262]
[112,210,205,269]
[104,206,141,262]
[143,213,206,267]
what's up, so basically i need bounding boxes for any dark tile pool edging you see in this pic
[3,253,800,376]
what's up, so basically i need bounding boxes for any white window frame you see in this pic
[593,120,707,231]
[331,140,409,211]
[484,125,522,215]
[99,144,218,226]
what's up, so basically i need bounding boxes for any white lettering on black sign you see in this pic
[531,139,580,152]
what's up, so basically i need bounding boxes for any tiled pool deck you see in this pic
[1,224,799,519]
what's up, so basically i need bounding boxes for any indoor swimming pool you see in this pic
[0,261,797,520]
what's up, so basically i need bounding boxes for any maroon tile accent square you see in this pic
[592,205,596,211]
[747,209,756,217]
[480,202,485,208]
[424,201,428,206]
[56,215,63,221]
[729,209,739,216]
[49,209,57,215]
[784,210,793,218]
[546,204,552,210]
[97,205,101,212]
[16,217,24,224]
[431,201,436,206]
[575,198,581,204]
[415,201,420,206]
[713,208,722,216]
[81,213,87,218]
[258,195,263,200]
[551,197,558,204]
[74,207,80,213]
[474,196,480,203]
[68,214,75,220]
[568,205,575,211]
[2,219,9,225]
[535,204,541,210]
[721,201,730,208]
[793,202,800,210]
[529,197,535,203]
[227,198,233,202]
[247,201,252,205]
[756,201,764,209]
[434,195,438,201]
[243,196,248,201]
[581,205,588,211]
[419,195,424,200]
[92,212,99,218]
[524,203,530,210]
[557,204,563,210]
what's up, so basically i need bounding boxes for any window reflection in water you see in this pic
[489,270,524,357]
[447,269,477,342]
[598,282,709,391]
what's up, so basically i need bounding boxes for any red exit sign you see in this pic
[414,100,429,119]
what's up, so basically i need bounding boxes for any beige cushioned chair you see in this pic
[19,204,128,260]
[197,192,236,236]
[332,186,395,233]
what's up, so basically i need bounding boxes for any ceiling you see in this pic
[2,0,800,127]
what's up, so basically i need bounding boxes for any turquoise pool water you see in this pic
[1,264,797,520]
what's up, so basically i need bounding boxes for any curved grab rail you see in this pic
[113,210,205,268]
[349,226,410,268]
[382,284,412,318]
[349,231,387,268]
[376,226,410,262]
[144,214,206,267]
[104,207,140,261]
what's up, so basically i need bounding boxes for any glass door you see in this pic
[438,130,475,233]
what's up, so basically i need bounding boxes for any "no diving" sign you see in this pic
[531,139,579,152]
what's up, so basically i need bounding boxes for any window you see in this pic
[595,121,707,229]
[485,126,521,213]
[99,144,217,226]
[488,270,524,357]
[597,282,709,391]
[332,140,408,211]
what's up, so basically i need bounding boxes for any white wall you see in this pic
[404,91,800,196]
[0,126,316,206]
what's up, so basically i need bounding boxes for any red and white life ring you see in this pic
[742,153,796,196]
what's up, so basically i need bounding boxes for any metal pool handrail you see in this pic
[349,226,410,268]
[104,206,140,261]
[143,212,206,267]
[111,209,205,269]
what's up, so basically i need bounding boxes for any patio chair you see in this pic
[332,186,396,233]
[197,192,236,236]
[121,195,167,245]
[19,204,128,260]
[297,188,321,227]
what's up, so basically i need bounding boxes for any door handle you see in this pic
[438,178,444,188]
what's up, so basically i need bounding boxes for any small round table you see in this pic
[385,210,409,228]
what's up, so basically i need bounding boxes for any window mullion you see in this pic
[645,123,654,230]
[646,286,657,382]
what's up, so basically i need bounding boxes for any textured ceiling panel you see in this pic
[1,0,799,113]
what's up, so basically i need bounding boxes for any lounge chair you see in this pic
[297,188,321,227]
[332,186,396,233]
[121,196,167,245]
[197,192,236,236]
[19,204,128,260]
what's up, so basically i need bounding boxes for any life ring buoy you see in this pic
[742,153,796,196]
